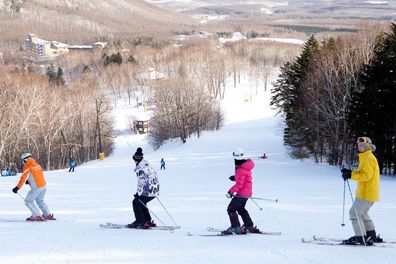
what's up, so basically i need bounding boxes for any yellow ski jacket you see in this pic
[351,150,380,202]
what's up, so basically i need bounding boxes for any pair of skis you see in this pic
[100,222,180,231]
[101,224,396,248]
[100,223,281,237]
[187,227,281,237]
[302,235,396,248]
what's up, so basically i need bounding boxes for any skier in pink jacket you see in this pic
[223,148,260,235]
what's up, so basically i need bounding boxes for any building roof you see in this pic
[68,45,93,49]
[133,112,150,121]
[51,41,70,48]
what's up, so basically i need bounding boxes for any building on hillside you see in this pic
[50,41,70,55]
[25,34,106,56]
[25,34,70,56]
[132,112,150,134]
[68,45,94,51]
[26,34,52,55]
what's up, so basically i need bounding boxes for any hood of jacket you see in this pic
[238,159,255,171]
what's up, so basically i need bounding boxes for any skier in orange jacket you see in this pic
[12,153,55,221]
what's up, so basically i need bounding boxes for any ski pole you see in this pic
[250,198,263,211]
[17,193,25,200]
[253,197,278,203]
[238,196,278,203]
[341,180,346,227]
[138,198,167,226]
[156,197,179,227]
[346,179,366,246]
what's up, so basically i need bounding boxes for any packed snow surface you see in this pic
[1,76,396,264]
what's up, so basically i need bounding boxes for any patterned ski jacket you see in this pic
[135,159,160,197]
[351,150,380,202]
[17,158,46,190]
[229,159,254,197]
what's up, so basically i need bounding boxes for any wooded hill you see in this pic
[0,0,196,44]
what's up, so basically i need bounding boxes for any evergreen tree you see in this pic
[56,67,65,86]
[111,52,123,65]
[45,64,65,86]
[271,35,319,150]
[348,23,396,174]
[102,52,123,66]
[46,64,57,82]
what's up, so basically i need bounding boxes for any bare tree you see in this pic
[149,77,223,148]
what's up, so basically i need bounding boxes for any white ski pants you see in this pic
[25,186,50,217]
[349,198,375,236]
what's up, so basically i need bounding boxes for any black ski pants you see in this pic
[132,196,155,224]
[227,196,254,228]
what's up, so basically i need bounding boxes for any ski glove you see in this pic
[12,186,19,193]
[341,168,352,181]
[229,175,235,181]
[226,191,234,199]
[134,193,139,199]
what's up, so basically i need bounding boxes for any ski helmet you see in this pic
[233,148,245,160]
[21,152,32,161]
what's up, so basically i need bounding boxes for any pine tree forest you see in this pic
[271,23,396,175]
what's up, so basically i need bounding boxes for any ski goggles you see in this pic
[357,137,368,144]
[233,152,244,158]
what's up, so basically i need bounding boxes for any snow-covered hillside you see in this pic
[1,76,396,264]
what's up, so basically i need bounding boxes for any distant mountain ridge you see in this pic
[145,0,396,16]
[144,0,396,37]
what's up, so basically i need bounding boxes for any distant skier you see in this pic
[160,158,165,170]
[127,147,160,229]
[1,167,11,176]
[69,159,77,172]
[260,153,267,159]
[223,148,260,235]
[341,137,382,245]
[12,153,55,221]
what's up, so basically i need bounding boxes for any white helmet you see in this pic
[232,148,245,160]
[21,153,32,161]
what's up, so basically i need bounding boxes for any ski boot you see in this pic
[43,214,56,220]
[343,235,373,246]
[221,226,246,235]
[26,215,45,221]
[242,225,261,233]
[126,221,145,229]
[367,230,383,243]
[144,220,157,229]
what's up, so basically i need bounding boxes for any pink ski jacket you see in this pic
[229,159,254,197]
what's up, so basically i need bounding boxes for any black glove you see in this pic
[134,193,139,199]
[25,180,29,185]
[12,186,19,193]
[341,168,352,181]
[229,175,235,181]
[226,191,234,199]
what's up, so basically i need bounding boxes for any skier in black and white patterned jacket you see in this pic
[127,147,160,229]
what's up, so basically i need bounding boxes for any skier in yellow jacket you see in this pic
[341,137,381,245]
[12,153,55,221]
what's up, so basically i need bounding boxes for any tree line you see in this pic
[0,37,300,171]
[0,66,113,172]
[271,23,396,175]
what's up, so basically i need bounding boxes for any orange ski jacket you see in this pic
[17,158,46,189]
